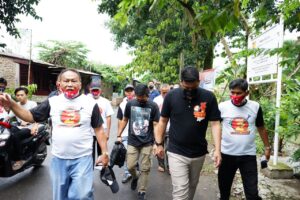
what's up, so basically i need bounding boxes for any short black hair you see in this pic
[0,77,7,86]
[14,87,29,95]
[134,84,149,97]
[181,66,199,82]
[229,79,248,91]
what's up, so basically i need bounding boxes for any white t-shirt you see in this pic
[219,100,262,156]
[92,96,114,129]
[153,95,169,132]
[48,94,101,159]
[9,100,37,123]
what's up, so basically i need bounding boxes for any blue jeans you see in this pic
[122,136,130,175]
[50,155,94,200]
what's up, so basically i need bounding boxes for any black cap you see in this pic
[100,166,119,193]
[124,84,134,91]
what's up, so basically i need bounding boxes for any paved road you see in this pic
[0,108,219,200]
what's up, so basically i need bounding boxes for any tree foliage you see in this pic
[0,0,41,47]
[36,40,90,70]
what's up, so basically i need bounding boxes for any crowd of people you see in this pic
[0,66,271,200]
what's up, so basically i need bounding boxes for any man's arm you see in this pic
[154,116,168,158]
[211,120,222,168]
[94,126,109,166]
[117,117,128,141]
[106,115,112,140]
[0,94,35,122]
[257,126,271,160]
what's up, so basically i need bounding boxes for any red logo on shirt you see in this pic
[193,102,206,122]
[60,108,81,127]
[230,117,250,134]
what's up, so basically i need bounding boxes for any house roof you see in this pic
[0,52,98,76]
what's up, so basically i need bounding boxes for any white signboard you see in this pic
[247,23,283,78]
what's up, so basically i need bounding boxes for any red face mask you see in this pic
[230,95,246,105]
[127,95,134,100]
[63,89,79,99]
[91,89,101,97]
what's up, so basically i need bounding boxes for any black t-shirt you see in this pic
[161,88,221,158]
[124,99,160,147]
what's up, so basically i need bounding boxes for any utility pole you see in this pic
[27,29,32,85]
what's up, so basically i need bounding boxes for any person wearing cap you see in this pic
[117,84,160,200]
[117,84,135,183]
[0,69,109,200]
[154,66,222,200]
[153,83,170,173]
[89,80,114,165]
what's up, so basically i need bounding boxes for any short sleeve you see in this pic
[91,104,103,128]
[161,93,171,118]
[30,99,51,122]
[105,100,114,117]
[124,102,131,119]
[117,107,123,120]
[255,106,264,127]
[152,103,160,122]
[207,93,221,121]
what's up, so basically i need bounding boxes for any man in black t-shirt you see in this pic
[154,66,222,200]
[117,84,160,200]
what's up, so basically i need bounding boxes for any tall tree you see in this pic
[0,0,41,47]
[36,40,90,70]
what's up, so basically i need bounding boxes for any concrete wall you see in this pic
[0,56,19,88]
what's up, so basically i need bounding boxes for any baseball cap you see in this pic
[124,84,134,91]
[90,80,101,90]
[100,165,119,193]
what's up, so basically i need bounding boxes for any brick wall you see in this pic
[0,56,19,88]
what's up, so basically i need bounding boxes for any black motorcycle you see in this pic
[0,119,50,177]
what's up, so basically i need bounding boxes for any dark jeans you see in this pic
[92,136,102,166]
[157,133,169,170]
[11,128,32,160]
[218,153,262,200]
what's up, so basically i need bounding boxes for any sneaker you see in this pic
[138,192,146,200]
[122,173,132,184]
[131,177,138,190]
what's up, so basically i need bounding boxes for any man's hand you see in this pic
[117,136,122,142]
[154,144,164,159]
[31,124,38,136]
[96,154,109,167]
[0,93,11,108]
[213,150,222,168]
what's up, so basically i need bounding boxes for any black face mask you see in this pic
[0,86,5,93]
[138,100,147,106]
[183,89,197,99]
[149,85,154,90]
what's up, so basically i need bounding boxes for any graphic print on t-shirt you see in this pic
[60,106,81,127]
[130,106,151,136]
[229,116,250,135]
[193,102,207,122]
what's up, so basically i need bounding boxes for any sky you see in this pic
[1,0,133,66]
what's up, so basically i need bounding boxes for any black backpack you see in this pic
[110,141,127,168]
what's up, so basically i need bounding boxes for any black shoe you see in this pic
[138,192,146,200]
[122,173,132,184]
[131,177,138,190]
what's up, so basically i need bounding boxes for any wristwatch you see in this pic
[102,152,109,157]
[155,141,163,146]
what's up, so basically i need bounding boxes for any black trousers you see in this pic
[11,128,32,160]
[92,136,102,166]
[218,153,262,200]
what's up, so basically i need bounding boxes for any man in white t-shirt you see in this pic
[218,79,271,200]
[153,84,170,172]
[117,84,135,183]
[89,81,114,164]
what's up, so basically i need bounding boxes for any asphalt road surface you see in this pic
[0,109,219,200]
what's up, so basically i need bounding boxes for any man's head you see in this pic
[180,66,200,99]
[124,84,135,100]
[14,87,29,105]
[148,81,155,91]
[160,84,170,98]
[135,84,149,105]
[0,77,7,93]
[89,80,102,99]
[59,69,82,99]
[229,79,249,106]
